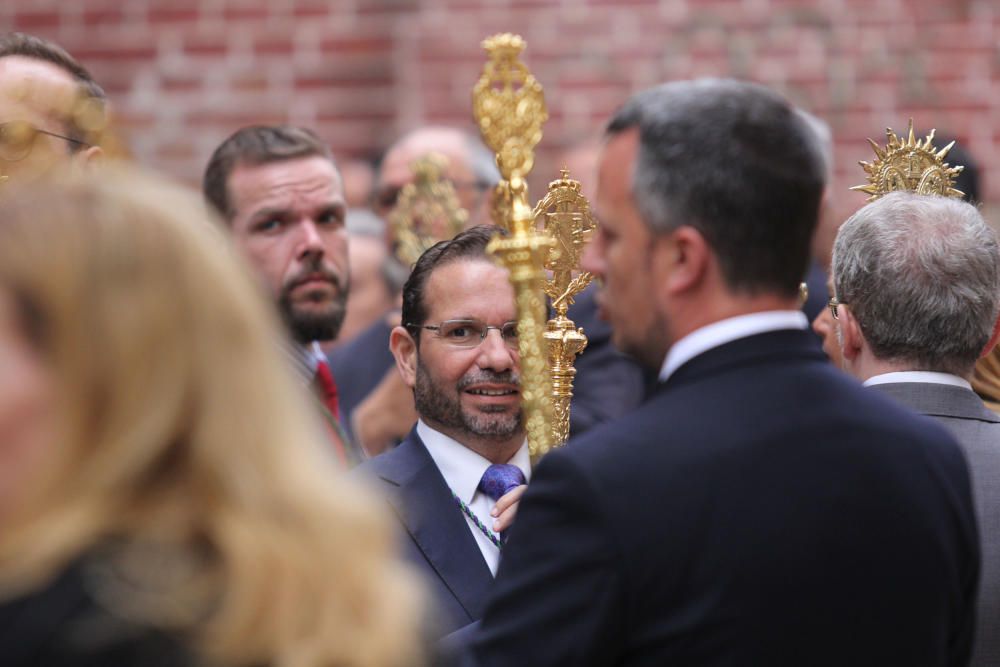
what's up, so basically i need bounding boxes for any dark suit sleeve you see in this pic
[467,449,626,666]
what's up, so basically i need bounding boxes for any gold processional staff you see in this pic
[389,152,469,267]
[471,34,597,457]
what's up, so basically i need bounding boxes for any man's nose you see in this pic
[477,328,515,372]
[581,233,605,278]
[297,220,325,258]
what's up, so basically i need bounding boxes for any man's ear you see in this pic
[981,312,1000,358]
[838,306,864,363]
[653,225,709,296]
[73,145,104,169]
[389,325,418,389]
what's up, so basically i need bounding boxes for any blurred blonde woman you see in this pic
[0,168,423,666]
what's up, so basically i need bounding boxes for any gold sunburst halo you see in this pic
[851,119,964,201]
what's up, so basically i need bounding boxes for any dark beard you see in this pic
[279,293,347,344]
[414,362,523,442]
[278,258,349,344]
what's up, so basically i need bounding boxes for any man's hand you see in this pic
[491,484,526,533]
[352,367,416,456]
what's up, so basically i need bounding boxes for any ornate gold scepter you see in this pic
[536,170,597,445]
[389,152,469,267]
[472,34,555,458]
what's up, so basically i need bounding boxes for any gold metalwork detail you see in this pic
[472,33,547,179]
[473,34,554,458]
[852,120,964,201]
[537,169,597,445]
[389,152,468,267]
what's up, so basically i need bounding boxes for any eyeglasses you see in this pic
[375,180,491,212]
[0,120,91,162]
[409,319,519,350]
[827,297,847,320]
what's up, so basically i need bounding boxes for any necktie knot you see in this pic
[478,463,526,502]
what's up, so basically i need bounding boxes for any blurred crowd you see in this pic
[2,31,1000,667]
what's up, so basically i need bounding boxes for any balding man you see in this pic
[374,125,499,228]
[334,126,644,454]
[0,32,105,183]
[832,191,1000,666]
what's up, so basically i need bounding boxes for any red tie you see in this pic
[314,358,340,420]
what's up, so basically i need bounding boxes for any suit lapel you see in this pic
[376,431,495,620]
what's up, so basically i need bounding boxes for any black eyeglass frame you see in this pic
[827,297,847,320]
[0,120,92,162]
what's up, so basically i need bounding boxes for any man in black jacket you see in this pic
[465,79,979,667]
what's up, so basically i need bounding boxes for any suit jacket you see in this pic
[872,381,1000,667]
[467,329,979,667]
[329,286,646,443]
[358,429,494,637]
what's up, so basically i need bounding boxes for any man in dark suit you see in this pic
[333,126,646,454]
[203,125,362,465]
[359,226,529,636]
[832,191,1000,666]
[464,79,979,666]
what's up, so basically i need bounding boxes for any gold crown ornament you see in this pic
[852,119,964,201]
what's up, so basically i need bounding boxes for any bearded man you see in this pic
[203,125,362,465]
[358,225,527,636]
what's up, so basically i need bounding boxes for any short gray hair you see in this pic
[832,191,1000,375]
[606,78,825,296]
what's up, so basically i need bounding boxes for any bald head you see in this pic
[375,126,499,227]
[0,34,105,181]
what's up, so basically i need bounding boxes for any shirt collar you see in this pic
[864,371,972,391]
[283,340,325,385]
[417,420,531,504]
[659,310,809,383]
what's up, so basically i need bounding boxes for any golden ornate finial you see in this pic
[388,152,468,267]
[536,169,597,444]
[472,33,548,182]
[851,119,964,201]
[472,34,554,458]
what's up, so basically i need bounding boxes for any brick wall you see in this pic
[4,0,999,222]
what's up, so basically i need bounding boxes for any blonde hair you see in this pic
[0,168,423,667]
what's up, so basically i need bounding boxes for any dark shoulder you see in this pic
[355,434,424,486]
[552,358,967,487]
[0,548,205,666]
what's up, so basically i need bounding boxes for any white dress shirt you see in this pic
[417,420,531,576]
[658,310,810,383]
[864,370,973,390]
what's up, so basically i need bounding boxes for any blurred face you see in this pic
[375,132,489,227]
[228,156,349,344]
[404,260,523,450]
[0,289,54,512]
[812,275,844,368]
[0,56,86,184]
[583,129,670,369]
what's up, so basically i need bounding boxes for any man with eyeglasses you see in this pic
[337,125,646,456]
[0,33,105,184]
[358,225,528,637]
[831,190,1000,666]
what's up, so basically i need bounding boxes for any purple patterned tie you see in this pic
[478,464,526,502]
